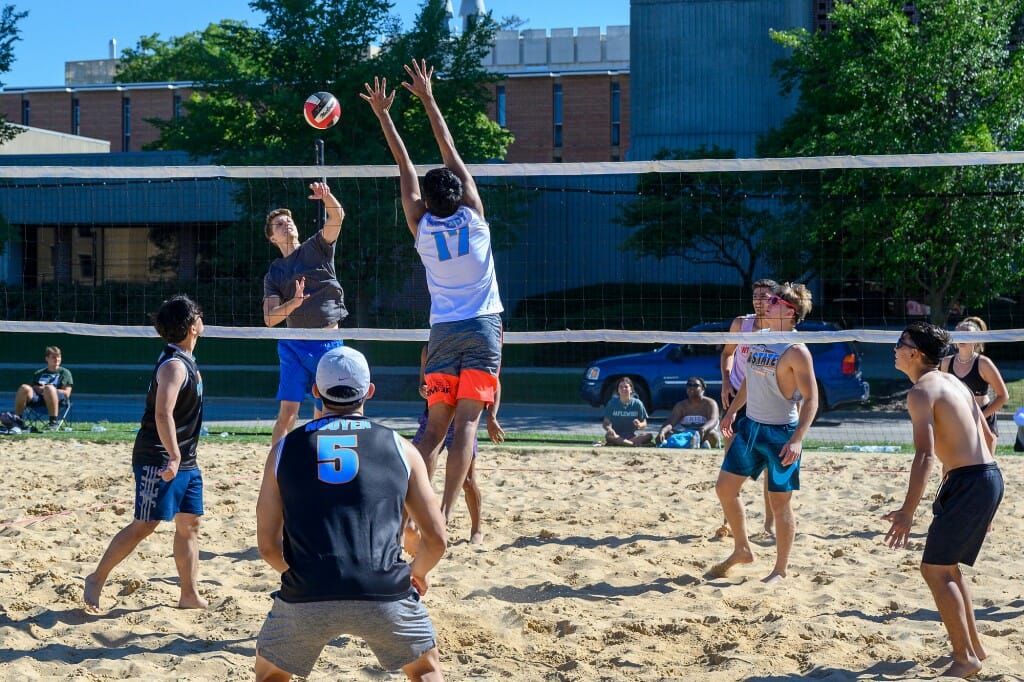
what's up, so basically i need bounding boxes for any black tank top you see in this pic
[944,355,989,397]
[275,414,412,603]
[132,345,204,469]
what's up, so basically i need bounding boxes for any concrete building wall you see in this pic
[629,0,812,159]
[0,126,109,155]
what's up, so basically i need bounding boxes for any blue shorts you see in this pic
[923,462,1003,567]
[276,339,343,404]
[133,466,204,522]
[411,409,477,457]
[257,593,436,675]
[721,417,800,492]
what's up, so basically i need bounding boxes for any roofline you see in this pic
[1,82,196,94]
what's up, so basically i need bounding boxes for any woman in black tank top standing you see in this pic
[939,316,1008,435]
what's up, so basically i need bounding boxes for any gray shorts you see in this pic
[426,313,502,378]
[256,593,437,676]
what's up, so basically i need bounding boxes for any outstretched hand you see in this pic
[402,59,434,101]
[307,181,332,201]
[359,77,396,117]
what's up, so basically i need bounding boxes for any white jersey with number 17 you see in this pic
[416,206,504,325]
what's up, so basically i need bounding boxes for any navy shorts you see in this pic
[276,339,343,404]
[721,417,800,492]
[922,462,1003,566]
[133,466,204,522]
[257,593,436,676]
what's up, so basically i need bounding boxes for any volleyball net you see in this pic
[1,153,1022,443]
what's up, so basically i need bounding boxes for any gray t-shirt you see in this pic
[263,232,347,329]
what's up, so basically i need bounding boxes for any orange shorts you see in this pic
[425,369,498,408]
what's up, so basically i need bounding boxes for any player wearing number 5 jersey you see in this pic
[363,59,503,529]
[255,346,447,681]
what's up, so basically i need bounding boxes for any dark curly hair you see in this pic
[902,321,950,365]
[151,295,203,344]
[423,168,463,218]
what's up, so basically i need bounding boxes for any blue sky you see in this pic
[3,1,630,88]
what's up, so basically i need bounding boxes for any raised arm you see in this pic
[402,59,484,217]
[309,182,344,244]
[360,77,426,236]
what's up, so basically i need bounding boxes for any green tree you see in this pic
[759,0,1024,324]
[617,147,786,292]
[0,4,25,146]
[0,4,27,257]
[116,0,514,325]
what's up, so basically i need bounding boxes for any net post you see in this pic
[314,138,326,228]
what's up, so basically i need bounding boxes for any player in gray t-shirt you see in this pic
[262,181,348,445]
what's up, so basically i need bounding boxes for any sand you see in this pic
[0,438,1021,681]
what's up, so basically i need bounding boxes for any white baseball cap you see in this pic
[315,346,371,404]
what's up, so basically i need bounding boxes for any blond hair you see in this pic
[956,315,988,353]
[775,282,813,324]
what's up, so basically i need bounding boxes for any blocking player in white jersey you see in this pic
[362,60,503,529]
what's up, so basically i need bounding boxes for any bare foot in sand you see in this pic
[83,573,104,611]
[470,530,484,545]
[709,548,754,578]
[761,570,786,584]
[178,594,208,609]
[713,524,732,539]
[942,655,982,679]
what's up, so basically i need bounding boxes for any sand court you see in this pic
[1,439,1021,680]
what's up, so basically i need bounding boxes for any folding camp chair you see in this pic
[23,396,73,432]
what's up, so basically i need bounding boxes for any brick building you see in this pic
[0,24,628,162]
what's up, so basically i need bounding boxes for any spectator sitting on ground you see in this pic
[656,376,722,448]
[602,377,654,446]
[15,345,73,431]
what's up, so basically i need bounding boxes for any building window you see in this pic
[611,82,621,147]
[71,98,81,135]
[173,93,182,119]
[21,99,29,126]
[79,254,94,279]
[122,97,131,152]
[553,83,563,149]
[496,85,506,127]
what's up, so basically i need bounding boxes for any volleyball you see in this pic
[303,92,341,130]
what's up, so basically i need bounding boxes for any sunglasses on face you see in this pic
[768,295,797,311]
[895,337,918,350]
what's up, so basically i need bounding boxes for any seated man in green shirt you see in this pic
[15,345,73,430]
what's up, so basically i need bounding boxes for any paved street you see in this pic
[8,390,1017,448]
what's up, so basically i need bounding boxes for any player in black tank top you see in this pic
[256,346,448,679]
[133,345,204,469]
[85,295,208,612]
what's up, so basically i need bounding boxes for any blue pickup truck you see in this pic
[579,321,870,416]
